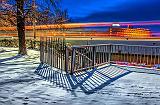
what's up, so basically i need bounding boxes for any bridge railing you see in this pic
[40,36,160,74]
[110,44,160,67]
[70,44,160,72]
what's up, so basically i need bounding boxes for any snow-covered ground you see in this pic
[0,47,160,105]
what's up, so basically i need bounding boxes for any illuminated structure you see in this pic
[108,24,151,38]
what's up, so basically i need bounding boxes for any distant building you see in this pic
[108,24,151,38]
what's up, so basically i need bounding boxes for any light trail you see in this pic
[0,20,160,31]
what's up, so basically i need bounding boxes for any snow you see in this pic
[0,47,160,105]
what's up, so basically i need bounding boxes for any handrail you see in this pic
[73,44,111,48]
[73,43,160,48]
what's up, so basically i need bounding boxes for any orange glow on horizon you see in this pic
[1,21,160,31]
[0,21,159,38]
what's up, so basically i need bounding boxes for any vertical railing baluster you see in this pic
[79,48,81,69]
[158,48,160,65]
[154,48,156,66]
[89,46,91,67]
[140,46,142,64]
[123,45,125,62]
[54,37,57,68]
[92,46,96,68]
[102,46,104,63]
[134,46,136,63]
[40,36,42,63]
[51,37,53,67]
[71,48,76,74]
[136,46,139,64]
[104,46,107,62]
[53,37,55,68]
[144,47,146,65]
[135,46,138,64]
[108,44,111,63]
[150,47,153,66]
[147,47,149,66]
[45,37,48,64]
[99,46,101,64]
[47,37,49,65]
[63,38,65,71]
[65,46,69,73]
[49,37,51,66]
[56,38,58,68]
[60,38,63,72]
[120,45,122,62]
[129,46,131,63]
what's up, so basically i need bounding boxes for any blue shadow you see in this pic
[0,54,22,63]
[35,63,132,94]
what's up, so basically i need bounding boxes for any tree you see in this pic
[1,0,69,55]
[16,0,27,55]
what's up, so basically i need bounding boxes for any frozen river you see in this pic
[0,48,160,105]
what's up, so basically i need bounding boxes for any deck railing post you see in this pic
[47,37,50,65]
[71,48,76,74]
[40,36,42,63]
[108,44,112,63]
[92,46,96,68]
[65,46,69,73]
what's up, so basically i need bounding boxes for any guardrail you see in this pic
[40,36,160,74]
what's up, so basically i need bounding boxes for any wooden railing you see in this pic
[40,36,160,74]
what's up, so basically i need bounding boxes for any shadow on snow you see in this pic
[0,54,23,63]
[35,63,131,94]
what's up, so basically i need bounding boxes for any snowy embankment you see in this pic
[0,47,160,105]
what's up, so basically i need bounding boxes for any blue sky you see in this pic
[61,0,160,22]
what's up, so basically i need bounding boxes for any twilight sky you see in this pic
[61,0,160,22]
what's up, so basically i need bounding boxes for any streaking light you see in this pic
[112,24,120,27]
